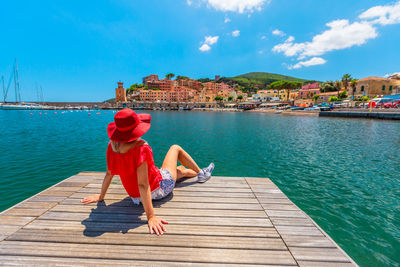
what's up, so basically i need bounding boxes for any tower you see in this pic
[115,82,127,103]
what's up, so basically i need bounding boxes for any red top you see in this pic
[106,142,162,198]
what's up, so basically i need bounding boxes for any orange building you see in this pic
[142,74,159,86]
[148,79,177,91]
[178,79,202,91]
[115,82,127,103]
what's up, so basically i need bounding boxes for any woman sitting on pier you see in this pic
[81,108,214,235]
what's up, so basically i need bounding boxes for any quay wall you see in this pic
[320,111,400,120]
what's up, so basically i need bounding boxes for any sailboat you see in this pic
[0,59,47,110]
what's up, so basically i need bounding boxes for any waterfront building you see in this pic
[139,89,168,102]
[257,90,275,101]
[148,79,177,91]
[115,82,127,103]
[318,91,343,102]
[349,77,400,97]
[299,83,320,98]
[177,78,202,91]
[142,74,159,86]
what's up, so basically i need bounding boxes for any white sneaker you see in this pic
[197,163,215,183]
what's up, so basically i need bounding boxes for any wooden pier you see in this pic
[0,172,357,266]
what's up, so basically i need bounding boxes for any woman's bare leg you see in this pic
[161,145,201,181]
[177,165,198,179]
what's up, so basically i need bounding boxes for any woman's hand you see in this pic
[80,194,103,205]
[148,216,168,235]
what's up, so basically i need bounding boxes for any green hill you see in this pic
[219,72,314,92]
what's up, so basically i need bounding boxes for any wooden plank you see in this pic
[51,204,268,218]
[78,187,256,198]
[254,192,289,199]
[27,196,67,202]
[0,208,48,217]
[0,216,35,226]
[25,220,280,238]
[282,235,337,248]
[38,190,75,197]
[257,198,293,204]
[264,210,307,218]
[14,201,57,209]
[38,211,272,227]
[0,255,292,267]
[0,241,297,265]
[275,225,324,236]
[245,177,273,184]
[57,181,89,187]
[42,186,83,192]
[9,229,286,250]
[69,192,259,204]
[289,247,351,262]
[61,198,264,210]
[270,217,315,227]
[298,261,355,267]
[262,204,301,211]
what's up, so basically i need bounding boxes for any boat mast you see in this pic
[15,58,21,102]
[2,76,5,103]
[40,86,44,104]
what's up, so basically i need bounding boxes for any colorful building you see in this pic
[115,82,127,103]
[177,78,202,91]
[147,79,177,91]
[299,83,320,99]
[349,77,400,97]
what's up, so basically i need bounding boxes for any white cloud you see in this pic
[224,17,231,23]
[285,36,294,42]
[205,0,267,13]
[232,30,240,37]
[187,0,193,6]
[272,29,285,36]
[199,35,219,52]
[384,72,400,78]
[271,1,400,69]
[204,35,219,45]
[199,44,211,52]
[359,1,400,25]
[273,19,378,59]
[289,57,327,69]
[261,35,267,40]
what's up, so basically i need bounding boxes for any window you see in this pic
[389,85,393,91]
[361,86,364,92]
[382,85,385,91]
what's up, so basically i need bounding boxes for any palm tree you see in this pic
[334,81,342,97]
[166,73,175,80]
[350,79,358,98]
[341,74,352,92]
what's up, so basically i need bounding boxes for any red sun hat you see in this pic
[107,108,151,143]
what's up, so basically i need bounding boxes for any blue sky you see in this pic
[1,0,399,101]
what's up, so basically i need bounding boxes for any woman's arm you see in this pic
[81,170,113,204]
[137,161,168,235]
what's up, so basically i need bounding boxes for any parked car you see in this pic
[383,100,400,108]
[375,98,392,108]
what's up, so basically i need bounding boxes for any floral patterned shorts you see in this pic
[131,169,175,205]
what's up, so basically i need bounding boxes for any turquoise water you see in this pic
[0,110,399,266]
